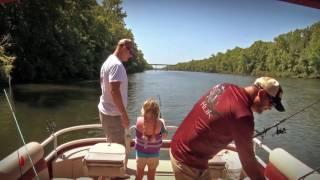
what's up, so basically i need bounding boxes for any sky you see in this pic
[121,0,320,65]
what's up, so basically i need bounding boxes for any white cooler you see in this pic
[83,143,126,177]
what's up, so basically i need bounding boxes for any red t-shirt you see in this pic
[171,83,265,179]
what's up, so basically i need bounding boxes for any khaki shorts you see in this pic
[99,112,125,146]
[136,157,159,171]
[170,149,210,180]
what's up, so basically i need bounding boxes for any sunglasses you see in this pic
[265,91,276,104]
[125,45,134,55]
[255,83,285,112]
[256,84,282,105]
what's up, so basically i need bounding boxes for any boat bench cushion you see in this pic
[0,142,49,180]
[266,148,320,180]
[52,146,91,178]
[265,162,288,180]
[83,143,126,177]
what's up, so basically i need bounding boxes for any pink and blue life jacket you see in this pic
[135,129,163,155]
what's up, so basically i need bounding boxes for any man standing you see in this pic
[98,38,134,147]
[170,77,285,180]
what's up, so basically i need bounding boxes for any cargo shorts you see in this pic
[99,112,125,146]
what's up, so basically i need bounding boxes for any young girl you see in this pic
[135,98,168,180]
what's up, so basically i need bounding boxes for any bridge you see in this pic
[149,64,173,70]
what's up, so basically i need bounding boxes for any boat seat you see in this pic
[0,142,49,180]
[265,148,320,180]
[52,146,91,178]
[83,143,126,177]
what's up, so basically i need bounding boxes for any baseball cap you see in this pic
[254,77,285,112]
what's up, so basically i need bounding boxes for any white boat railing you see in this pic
[39,123,277,168]
[253,138,272,153]
[41,124,178,160]
[41,124,271,159]
[41,124,103,147]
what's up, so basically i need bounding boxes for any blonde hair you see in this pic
[117,38,132,47]
[141,98,160,141]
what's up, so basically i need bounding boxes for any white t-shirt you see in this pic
[98,54,128,115]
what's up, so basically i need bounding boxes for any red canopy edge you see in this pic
[0,0,17,4]
[281,0,320,9]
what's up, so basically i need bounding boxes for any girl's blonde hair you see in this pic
[141,98,160,141]
[141,98,160,118]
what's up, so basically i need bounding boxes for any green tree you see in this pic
[0,36,15,84]
[169,21,320,79]
[0,0,149,83]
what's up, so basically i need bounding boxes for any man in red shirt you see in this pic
[170,77,285,180]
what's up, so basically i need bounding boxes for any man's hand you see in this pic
[121,113,130,128]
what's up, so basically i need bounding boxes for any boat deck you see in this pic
[127,159,175,180]
[51,144,240,180]
[51,144,175,179]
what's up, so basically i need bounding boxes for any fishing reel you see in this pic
[272,126,287,136]
[255,125,287,139]
[46,120,56,134]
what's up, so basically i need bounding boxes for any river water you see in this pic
[0,71,319,169]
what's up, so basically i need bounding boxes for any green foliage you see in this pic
[0,47,14,83]
[0,36,15,84]
[0,0,148,83]
[169,22,320,78]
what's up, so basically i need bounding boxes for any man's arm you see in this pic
[231,116,266,180]
[159,118,168,139]
[110,81,129,128]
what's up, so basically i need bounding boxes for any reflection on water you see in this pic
[0,82,101,158]
[0,71,319,169]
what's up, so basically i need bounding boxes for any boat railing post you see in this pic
[253,139,257,153]
[54,135,58,150]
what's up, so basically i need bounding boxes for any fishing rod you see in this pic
[156,94,181,127]
[254,99,320,138]
[157,95,162,118]
[298,167,320,180]
[3,89,40,180]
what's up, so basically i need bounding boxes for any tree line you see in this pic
[168,22,320,79]
[0,0,150,84]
